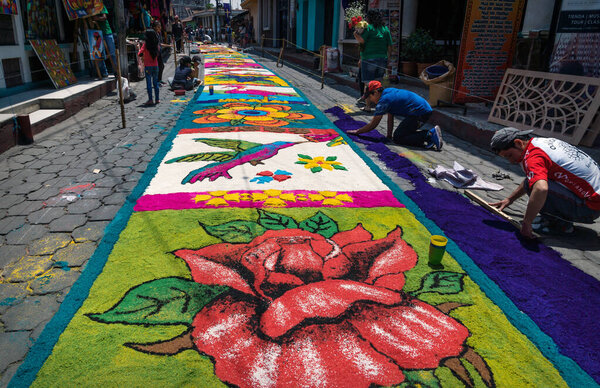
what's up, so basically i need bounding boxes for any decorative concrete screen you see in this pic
[489,68,600,146]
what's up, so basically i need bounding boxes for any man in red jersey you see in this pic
[488,127,600,238]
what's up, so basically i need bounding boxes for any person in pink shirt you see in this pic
[489,127,600,237]
[138,29,160,105]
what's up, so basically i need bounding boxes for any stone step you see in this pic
[28,109,65,126]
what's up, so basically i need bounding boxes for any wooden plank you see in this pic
[464,189,522,230]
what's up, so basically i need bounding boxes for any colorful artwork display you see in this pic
[61,0,103,20]
[87,29,105,60]
[29,39,77,88]
[1,0,18,15]
[11,46,597,388]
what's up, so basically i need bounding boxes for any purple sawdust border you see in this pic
[325,106,600,384]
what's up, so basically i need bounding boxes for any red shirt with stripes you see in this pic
[520,138,600,210]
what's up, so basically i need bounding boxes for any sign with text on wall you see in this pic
[453,0,526,104]
[549,0,600,78]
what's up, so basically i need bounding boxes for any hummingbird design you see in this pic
[165,138,301,184]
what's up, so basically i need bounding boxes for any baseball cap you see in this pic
[490,127,533,152]
[367,80,382,93]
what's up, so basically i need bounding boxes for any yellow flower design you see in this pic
[296,154,348,173]
[191,190,352,208]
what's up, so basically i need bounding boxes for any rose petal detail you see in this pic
[349,300,469,369]
[260,280,404,338]
[322,252,353,279]
[278,239,324,283]
[331,224,373,247]
[175,249,256,296]
[365,227,418,283]
[342,227,414,282]
[193,296,405,388]
[373,273,406,291]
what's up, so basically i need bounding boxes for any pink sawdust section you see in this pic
[205,62,263,68]
[179,127,338,135]
[134,191,405,211]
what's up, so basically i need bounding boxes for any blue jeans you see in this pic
[361,57,387,83]
[528,179,600,223]
[145,66,159,101]
[98,33,117,77]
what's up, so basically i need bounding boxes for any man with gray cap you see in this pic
[489,127,600,238]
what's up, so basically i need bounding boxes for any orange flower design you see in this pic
[193,103,315,127]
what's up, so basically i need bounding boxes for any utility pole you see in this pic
[216,1,221,41]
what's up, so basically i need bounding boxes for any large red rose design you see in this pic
[174,225,470,387]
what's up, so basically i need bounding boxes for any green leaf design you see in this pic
[165,152,236,164]
[311,166,323,173]
[195,138,261,152]
[297,154,312,160]
[325,156,337,161]
[295,161,307,165]
[230,119,245,126]
[299,211,338,238]
[399,370,442,388]
[258,210,299,230]
[332,164,347,171]
[87,277,228,326]
[414,271,465,296]
[204,220,266,243]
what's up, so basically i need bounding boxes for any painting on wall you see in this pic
[61,0,103,20]
[30,40,77,88]
[87,29,105,60]
[1,0,18,15]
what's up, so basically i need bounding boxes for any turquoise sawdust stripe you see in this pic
[10,50,596,388]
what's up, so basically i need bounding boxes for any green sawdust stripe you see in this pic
[8,86,207,388]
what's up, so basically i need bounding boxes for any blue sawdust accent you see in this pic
[52,261,70,271]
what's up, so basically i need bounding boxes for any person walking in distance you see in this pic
[139,28,160,105]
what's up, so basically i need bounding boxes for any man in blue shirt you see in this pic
[348,81,443,150]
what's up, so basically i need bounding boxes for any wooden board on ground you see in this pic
[29,40,77,89]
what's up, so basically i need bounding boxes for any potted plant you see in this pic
[402,29,440,77]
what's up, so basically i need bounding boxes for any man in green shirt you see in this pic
[353,10,392,112]
[93,6,117,77]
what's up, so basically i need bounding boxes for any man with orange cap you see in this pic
[348,81,443,150]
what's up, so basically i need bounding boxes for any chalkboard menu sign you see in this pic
[453,0,525,104]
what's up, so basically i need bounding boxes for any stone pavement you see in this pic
[0,55,190,385]
[1,45,599,385]
[249,50,600,279]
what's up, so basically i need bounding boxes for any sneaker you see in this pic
[429,125,443,151]
[143,100,154,106]
[356,97,366,106]
[533,215,574,235]
[155,99,160,104]
[361,106,373,113]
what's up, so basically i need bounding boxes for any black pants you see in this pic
[175,37,182,52]
[392,112,432,147]
[158,54,164,82]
